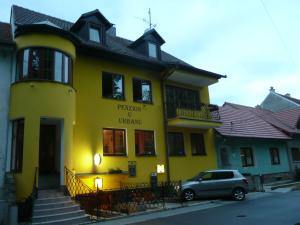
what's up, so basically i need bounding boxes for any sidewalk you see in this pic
[91,191,273,225]
[263,180,300,192]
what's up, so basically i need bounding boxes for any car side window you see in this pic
[213,171,234,180]
[201,172,213,180]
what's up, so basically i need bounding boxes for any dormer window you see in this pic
[89,27,101,43]
[148,42,157,58]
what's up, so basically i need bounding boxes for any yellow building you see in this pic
[8,5,225,200]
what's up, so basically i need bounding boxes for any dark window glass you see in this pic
[103,128,126,156]
[291,148,300,161]
[270,148,280,165]
[166,85,200,118]
[201,172,213,180]
[213,171,234,180]
[16,48,72,84]
[191,133,206,155]
[135,130,155,156]
[220,147,231,167]
[102,72,124,100]
[168,132,185,156]
[240,147,254,167]
[133,79,152,103]
[11,119,24,172]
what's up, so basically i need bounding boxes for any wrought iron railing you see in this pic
[17,167,38,222]
[64,167,183,220]
[167,103,220,121]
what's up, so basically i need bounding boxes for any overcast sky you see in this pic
[1,0,299,106]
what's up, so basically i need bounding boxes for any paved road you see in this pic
[129,191,300,225]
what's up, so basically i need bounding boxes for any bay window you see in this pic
[16,48,72,84]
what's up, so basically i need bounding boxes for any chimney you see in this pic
[269,86,275,92]
[107,25,116,36]
[285,93,291,97]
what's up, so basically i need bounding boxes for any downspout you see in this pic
[161,65,178,182]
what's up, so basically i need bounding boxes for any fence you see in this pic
[64,168,182,220]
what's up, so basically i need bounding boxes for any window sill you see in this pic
[102,96,126,101]
[12,79,73,87]
[103,154,127,157]
[133,100,153,105]
[136,153,156,157]
[169,154,186,157]
[192,153,207,156]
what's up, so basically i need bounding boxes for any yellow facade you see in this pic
[10,30,222,200]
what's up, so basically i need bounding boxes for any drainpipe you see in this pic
[161,66,177,182]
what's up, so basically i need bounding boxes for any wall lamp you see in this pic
[94,153,102,166]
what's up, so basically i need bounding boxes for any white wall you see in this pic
[0,45,13,188]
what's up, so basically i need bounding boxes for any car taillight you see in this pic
[243,179,248,185]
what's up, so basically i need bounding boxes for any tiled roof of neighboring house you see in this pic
[12,5,223,78]
[0,22,13,44]
[273,108,300,130]
[278,94,300,106]
[216,103,291,139]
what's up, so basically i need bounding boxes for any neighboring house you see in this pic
[0,22,15,224]
[270,108,300,170]
[215,103,292,180]
[5,5,225,201]
[260,87,300,112]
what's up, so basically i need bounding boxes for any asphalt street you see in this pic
[129,191,300,225]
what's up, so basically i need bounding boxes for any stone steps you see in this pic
[32,189,91,225]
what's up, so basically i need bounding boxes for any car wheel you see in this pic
[182,189,195,201]
[232,188,245,201]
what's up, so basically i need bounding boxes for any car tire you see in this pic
[182,189,195,201]
[232,187,245,201]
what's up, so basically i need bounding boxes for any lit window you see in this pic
[103,128,126,156]
[148,42,157,58]
[89,27,100,43]
[133,79,152,103]
[135,130,155,156]
[102,72,124,100]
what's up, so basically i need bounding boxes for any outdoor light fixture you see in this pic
[95,177,103,189]
[157,164,165,174]
[94,153,101,166]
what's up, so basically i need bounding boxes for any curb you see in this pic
[270,181,300,190]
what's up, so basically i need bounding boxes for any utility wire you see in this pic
[260,0,296,69]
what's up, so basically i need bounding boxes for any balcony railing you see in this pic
[167,103,220,121]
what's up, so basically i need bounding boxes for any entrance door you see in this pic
[39,123,60,189]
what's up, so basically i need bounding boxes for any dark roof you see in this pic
[13,5,73,30]
[216,103,291,139]
[278,94,300,105]
[273,108,300,130]
[129,29,165,48]
[12,5,225,79]
[0,22,13,44]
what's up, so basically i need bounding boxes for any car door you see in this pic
[194,172,218,197]
[211,171,235,196]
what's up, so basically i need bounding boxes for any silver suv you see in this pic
[181,169,249,201]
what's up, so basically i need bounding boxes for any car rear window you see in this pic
[213,171,234,179]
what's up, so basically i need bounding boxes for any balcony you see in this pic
[167,103,222,129]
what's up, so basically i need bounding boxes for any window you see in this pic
[168,132,185,156]
[201,172,213,180]
[213,171,234,180]
[165,85,200,118]
[11,119,24,172]
[135,130,155,156]
[148,42,157,58]
[133,79,152,103]
[269,148,280,165]
[102,72,124,100]
[220,147,231,167]
[16,48,72,84]
[291,148,300,162]
[240,147,254,167]
[89,27,101,43]
[191,133,206,155]
[103,128,126,156]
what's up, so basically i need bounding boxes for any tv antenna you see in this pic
[135,8,157,30]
